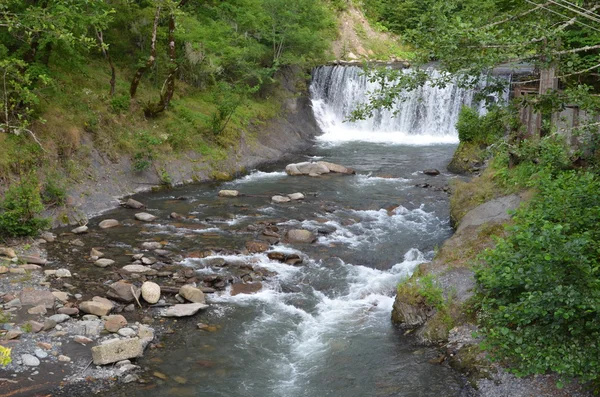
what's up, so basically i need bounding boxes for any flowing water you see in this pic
[52,65,491,396]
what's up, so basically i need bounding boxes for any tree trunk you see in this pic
[130,6,161,99]
[95,29,116,97]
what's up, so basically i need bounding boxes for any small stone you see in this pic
[231,282,262,296]
[141,257,157,265]
[122,265,157,275]
[43,319,57,331]
[107,280,140,303]
[40,232,56,242]
[135,212,156,222]
[69,239,85,247]
[28,321,43,333]
[117,327,136,337]
[141,242,162,250]
[179,285,205,304]
[72,225,89,234]
[115,360,132,368]
[55,269,72,278]
[0,266,7,274]
[81,314,98,321]
[218,190,239,197]
[124,198,146,209]
[153,371,168,380]
[52,291,69,302]
[91,338,143,365]
[18,264,42,271]
[34,349,48,359]
[90,248,104,258]
[28,305,47,315]
[5,330,23,340]
[271,195,291,204]
[105,314,127,333]
[21,354,40,366]
[99,219,120,229]
[20,289,55,308]
[48,314,70,324]
[162,303,208,317]
[173,376,187,384]
[9,268,26,274]
[122,374,139,383]
[423,169,441,176]
[80,299,114,316]
[0,247,17,258]
[245,241,270,253]
[37,342,52,350]
[58,355,71,362]
[287,229,316,243]
[95,258,115,268]
[141,281,161,304]
[74,335,93,345]
[57,307,79,316]
[20,255,47,265]
[287,193,305,201]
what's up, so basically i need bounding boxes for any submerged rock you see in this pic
[95,258,115,268]
[231,282,262,296]
[271,195,291,204]
[287,229,316,243]
[124,198,146,209]
[135,212,157,222]
[423,168,441,176]
[287,193,305,201]
[316,161,355,175]
[218,190,240,197]
[99,219,120,229]
[285,162,329,176]
[72,225,89,234]
[245,241,270,253]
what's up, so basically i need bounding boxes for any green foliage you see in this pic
[0,346,11,367]
[110,95,130,114]
[456,106,505,145]
[41,175,67,206]
[398,273,445,309]
[476,170,600,384]
[0,174,50,237]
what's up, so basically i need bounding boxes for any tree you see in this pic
[354,0,600,135]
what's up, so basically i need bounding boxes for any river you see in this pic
[52,65,486,396]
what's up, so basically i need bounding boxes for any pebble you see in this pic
[21,354,40,366]
[27,305,47,315]
[117,327,136,337]
[71,225,88,234]
[55,269,72,278]
[74,335,93,345]
[58,355,71,362]
[48,314,71,324]
[34,349,48,359]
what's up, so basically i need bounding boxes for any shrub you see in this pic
[476,171,600,384]
[456,105,505,144]
[0,346,11,367]
[0,175,50,237]
[41,177,67,206]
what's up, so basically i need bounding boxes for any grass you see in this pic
[0,56,286,186]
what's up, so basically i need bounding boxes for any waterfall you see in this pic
[310,65,503,145]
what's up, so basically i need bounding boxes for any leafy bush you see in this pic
[0,175,50,237]
[456,106,505,144]
[110,95,130,114]
[41,177,67,206]
[0,346,11,367]
[476,171,600,384]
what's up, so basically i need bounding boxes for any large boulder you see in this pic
[316,161,355,175]
[91,338,143,365]
[285,162,330,176]
[287,229,316,243]
[179,285,206,304]
[141,281,161,304]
